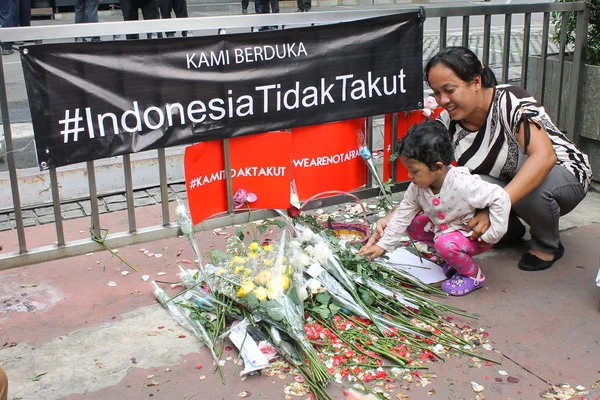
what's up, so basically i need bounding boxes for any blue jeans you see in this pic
[75,0,99,23]
[0,0,30,50]
[75,0,100,40]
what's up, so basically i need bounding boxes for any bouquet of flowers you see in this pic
[207,232,331,384]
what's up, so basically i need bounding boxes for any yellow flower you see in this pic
[237,281,256,297]
[232,256,246,265]
[262,244,273,252]
[248,252,258,258]
[268,275,290,292]
[267,289,279,300]
[255,269,272,286]
[217,268,226,275]
[254,286,267,301]
[243,268,253,277]
[248,242,260,252]
[263,258,273,267]
[234,265,244,275]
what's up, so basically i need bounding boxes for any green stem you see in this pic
[89,226,138,272]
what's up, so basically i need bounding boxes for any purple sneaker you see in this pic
[442,263,456,278]
[441,269,485,296]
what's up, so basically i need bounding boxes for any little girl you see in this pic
[359,120,511,296]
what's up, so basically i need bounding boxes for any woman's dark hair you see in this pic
[398,120,454,170]
[424,46,498,88]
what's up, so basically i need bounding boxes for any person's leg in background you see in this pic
[158,0,175,37]
[171,0,188,37]
[139,0,162,38]
[84,0,100,41]
[120,0,140,40]
[255,0,271,31]
[241,0,249,13]
[0,0,19,54]
[19,0,31,26]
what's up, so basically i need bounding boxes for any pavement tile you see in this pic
[62,209,86,220]
[35,206,55,216]
[104,194,128,204]
[61,203,82,212]
[106,202,128,212]
[0,221,14,231]
[133,197,156,207]
[38,214,56,225]
[170,183,187,193]
[23,218,37,227]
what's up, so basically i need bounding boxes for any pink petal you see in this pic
[246,192,257,203]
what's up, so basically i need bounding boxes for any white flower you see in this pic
[422,107,432,117]
[424,95,438,109]
[307,279,322,294]
[301,227,315,242]
[312,242,331,265]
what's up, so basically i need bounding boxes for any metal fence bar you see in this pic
[565,1,591,143]
[461,15,470,47]
[535,12,551,104]
[0,53,27,253]
[87,160,102,237]
[439,16,447,50]
[223,139,235,213]
[49,168,65,247]
[390,113,398,182]
[157,148,170,226]
[482,14,492,66]
[521,13,532,89]
[554,11,569,129]
[123,154,137,233]
[501,14,512,84]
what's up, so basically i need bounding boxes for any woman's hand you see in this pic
[358,244,385,260]
[467,208,490,241]
[365,213,393,246]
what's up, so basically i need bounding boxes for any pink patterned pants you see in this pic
[407,214,491,276]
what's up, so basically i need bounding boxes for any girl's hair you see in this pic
[424,46,498,88]
[398,120,454,170]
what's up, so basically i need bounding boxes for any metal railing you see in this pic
[0,1,590,270]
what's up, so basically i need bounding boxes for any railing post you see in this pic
[565,0,590,144]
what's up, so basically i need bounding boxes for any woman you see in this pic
[0,366,7,400]
[369,46,592,271]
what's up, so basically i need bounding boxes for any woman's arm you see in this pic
[504,121,557,204]
[467,120,556,240]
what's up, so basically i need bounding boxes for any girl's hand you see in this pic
[365,213,393,246]
[358,244,385,260]
[467,208,490,241]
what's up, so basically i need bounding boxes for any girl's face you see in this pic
[400,156,444,190]
[427,63,481,121]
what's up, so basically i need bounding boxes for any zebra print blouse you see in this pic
[437,84,592,192]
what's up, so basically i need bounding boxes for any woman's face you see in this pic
[427,63,481,121]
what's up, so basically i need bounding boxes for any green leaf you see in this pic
[318,308,330,319]
[328,303,341,316]
[327,216,334,230]
[246,292,259,309]
[360,289,375,306]
[235,226,245,242]
[257,225,268,234]
[30,372,48,382]
[267,305,286,321]
[315,293,331,305]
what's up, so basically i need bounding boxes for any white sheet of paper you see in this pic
[380,247,447,284]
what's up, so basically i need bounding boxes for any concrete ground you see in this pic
[1,186,600,400]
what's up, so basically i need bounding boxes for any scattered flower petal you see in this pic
[107,281,117,287]
[121,271,129,276]
[471,381,484,393]
[157,272,166,276]
[142,275,150,281]
[507,376,519,383]
[238,391,251,398]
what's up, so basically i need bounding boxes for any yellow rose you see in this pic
[268,275,290,292]
[254,286,267,301]
[248,242,260,252]
[217,268,226,275]
[263,258,273,267]
[255,270,272,286]
[267,289,279,300]
[262,244,273,252]
[248,252,258,258]
[237,281,255,297]
[234,265,244,275]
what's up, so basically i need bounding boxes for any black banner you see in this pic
[22,12,424,169]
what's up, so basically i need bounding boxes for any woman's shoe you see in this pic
[441,269,485,296]
[518,242,564,271]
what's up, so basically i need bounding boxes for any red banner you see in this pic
[291,119,367,201]
[383,110,443,182]
[184,132,291,225]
